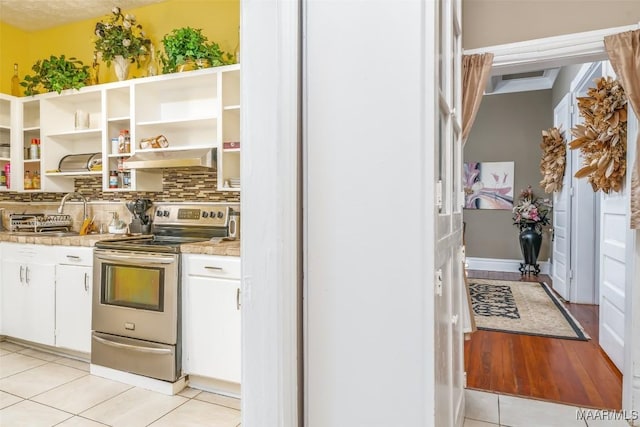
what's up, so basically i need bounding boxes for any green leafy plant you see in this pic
[94,6,151,67]
[159,27,232,74]
[20,55,91,96]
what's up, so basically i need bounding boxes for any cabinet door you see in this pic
[24,262,55,346]
[55,264,92,353]
[185,276,241,383]
[1,259,27,339]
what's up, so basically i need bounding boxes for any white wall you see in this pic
[304,1,436,425]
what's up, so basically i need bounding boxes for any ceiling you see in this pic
[0,0,166,31]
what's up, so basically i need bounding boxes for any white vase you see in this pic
[113,55,130,81]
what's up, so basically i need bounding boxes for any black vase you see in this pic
[519,223,542,275]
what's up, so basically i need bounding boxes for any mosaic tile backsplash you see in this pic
[0,168,240,232]
[0,168,240,203]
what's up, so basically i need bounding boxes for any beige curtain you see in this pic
[604,30,640,229]
[462,53,494,144]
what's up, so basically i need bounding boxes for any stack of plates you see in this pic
[229,177,241,188]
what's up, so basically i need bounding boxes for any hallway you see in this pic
[464,271,622,410]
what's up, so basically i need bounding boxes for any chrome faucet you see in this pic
[58,192,88,220]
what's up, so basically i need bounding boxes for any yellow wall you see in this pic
[0,0,239,95]
[0,22,29,94]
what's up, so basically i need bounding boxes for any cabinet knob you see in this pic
[236,288,241,311]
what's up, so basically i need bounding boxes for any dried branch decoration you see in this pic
[539,127,566,193]
[569,76,627,193]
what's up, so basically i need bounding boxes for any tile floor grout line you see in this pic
[75,383,137,417]
[26,368,91,400]
[143,397,192,427]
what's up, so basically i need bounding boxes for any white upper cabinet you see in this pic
[40,90,102,192]
[218,67,241,191]
[0,95,12,191]
[7,64,240,193]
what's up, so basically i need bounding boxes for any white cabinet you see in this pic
[182,254,241,384]
[40,91,102,192]
[20,99,42,191]
[0,243,55,345]
[55,247,93,353]
[5,65,240,193]
[218,67,241,191]
[0,94,13,191]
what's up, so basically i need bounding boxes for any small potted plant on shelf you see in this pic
[93,6,151,80]
[20,55,91,96]
[159,27,231,74]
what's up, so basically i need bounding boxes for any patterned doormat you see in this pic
[468,279,590,341]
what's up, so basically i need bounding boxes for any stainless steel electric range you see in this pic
[91,203,231,382]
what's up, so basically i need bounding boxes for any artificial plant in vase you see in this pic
[93,6,151,80]
[159,27,233,74]
[20,55,91,96]
[512,186,552,275]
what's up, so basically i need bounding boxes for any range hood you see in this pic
[124,148,215,169]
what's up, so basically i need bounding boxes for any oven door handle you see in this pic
[95,254,176,265]
[93,334,172,355]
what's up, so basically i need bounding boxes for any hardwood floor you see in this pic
[464,270,622,410]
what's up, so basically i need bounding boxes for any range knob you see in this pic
[163,210,170,217]
[202,211,209,218]
[156,209,163,217]
[217,211,224,219]
[210,211,217,218]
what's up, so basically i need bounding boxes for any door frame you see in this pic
[465,23,639,415]
[241,0,301,426]
[567,61,602,305]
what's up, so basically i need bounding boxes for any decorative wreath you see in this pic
[569,76,627,193]
[539,127,566,193]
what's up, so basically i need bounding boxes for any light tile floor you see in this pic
[3,340,632,426]
[0,341,241,427]
[465,388,633,427]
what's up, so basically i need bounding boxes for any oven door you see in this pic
[93,249,179,344]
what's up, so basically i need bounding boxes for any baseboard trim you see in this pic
[90,364,187,395]
[466,257,551,275]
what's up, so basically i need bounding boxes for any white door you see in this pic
[303,0,460,425]
[435,0,464,426]
[55,264,92,353]
[552,94,572,300]
[598,62,628,371]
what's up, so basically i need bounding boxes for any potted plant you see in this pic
[20,55,91,96]
[159,27,231,74]
[93,6,151,80]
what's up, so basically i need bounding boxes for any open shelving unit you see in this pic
[2,64,240,193]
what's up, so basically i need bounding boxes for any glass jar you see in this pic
[24,170,32,190]
[109,170,118,189]
[32,171,40,189]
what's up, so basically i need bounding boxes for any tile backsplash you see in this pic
[0,168,240,203]
[0,168,240,232]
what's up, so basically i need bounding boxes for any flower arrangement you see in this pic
[512,186,551,231]
[94,6,151,66]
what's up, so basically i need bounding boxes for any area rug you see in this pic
[468,279,590,341]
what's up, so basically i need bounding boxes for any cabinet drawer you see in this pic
[183,254,240,279]
[1,243,53,262]
[55,247,94,266]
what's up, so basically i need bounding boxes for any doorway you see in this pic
[460,37,635,408]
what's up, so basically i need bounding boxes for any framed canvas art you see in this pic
[464,161,514,210]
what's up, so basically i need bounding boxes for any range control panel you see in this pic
[153,204,231,227]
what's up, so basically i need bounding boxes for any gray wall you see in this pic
[464,90,553,261]
[462,0,640,49]
[551,63,583,108]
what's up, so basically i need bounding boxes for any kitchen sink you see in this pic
[8,231,80,237]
